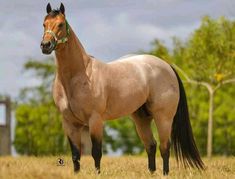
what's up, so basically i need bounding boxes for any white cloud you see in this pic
[77,10,199,60]
[0,0,234,97]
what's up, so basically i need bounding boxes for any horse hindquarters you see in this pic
[131,107,156,173]
[149,84,179,174]
[151,67,204,175]
[152,110,173,175]
[132,103,172,175]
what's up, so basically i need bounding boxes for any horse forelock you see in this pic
[48,9,62,18]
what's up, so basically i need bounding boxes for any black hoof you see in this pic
[96,168,101,174]
[74,164,80,173]
[74,169,80,174]
[149,166,156,174]
[163,170,169,175]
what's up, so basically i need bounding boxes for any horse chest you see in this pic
[53,80,93,122]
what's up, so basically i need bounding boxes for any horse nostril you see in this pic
[46,41,51,48]
[41,41,52,49]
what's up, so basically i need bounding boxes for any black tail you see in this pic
[171,67,205,170]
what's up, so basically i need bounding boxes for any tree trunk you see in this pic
[207,91,214,158]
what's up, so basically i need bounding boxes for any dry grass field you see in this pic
[0,156,234,179]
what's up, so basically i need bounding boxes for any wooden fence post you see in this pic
[0,96,11,155]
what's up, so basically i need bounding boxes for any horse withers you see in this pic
[41,3,204,175]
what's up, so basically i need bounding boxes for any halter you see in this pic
[44,20,70,47]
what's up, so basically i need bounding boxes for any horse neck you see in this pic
[55,28,90,82]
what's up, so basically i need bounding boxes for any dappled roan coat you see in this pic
[41,3,204,175]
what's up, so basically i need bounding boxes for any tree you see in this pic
[14,58,68,155]
[173,16,235,157]
[173,64,235,157]
[148,39,171,62]
[146,16,235,157]
[15,102,67,155]
[104,117,144,154]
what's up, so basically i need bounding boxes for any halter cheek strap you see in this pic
[44,20,70,46]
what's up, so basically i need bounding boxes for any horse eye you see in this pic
[58,23,64,28]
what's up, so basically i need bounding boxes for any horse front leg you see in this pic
[68,137,81,172]
[89,114,103,174]
[63,118,83,173]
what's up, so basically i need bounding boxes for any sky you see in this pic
[0,0,234,99]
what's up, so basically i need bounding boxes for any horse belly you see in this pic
[104,81,148,120]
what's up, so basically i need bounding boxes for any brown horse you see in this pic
[41,3,204,175]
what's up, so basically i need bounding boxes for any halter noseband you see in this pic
[44,20,70,47]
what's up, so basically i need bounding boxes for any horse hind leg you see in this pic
[153,110,174,175]
[131,104,156,173]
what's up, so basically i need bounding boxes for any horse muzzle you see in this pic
[40,40,55,54]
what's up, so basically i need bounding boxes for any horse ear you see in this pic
[46,3,52,14]
[60,3,65,14]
